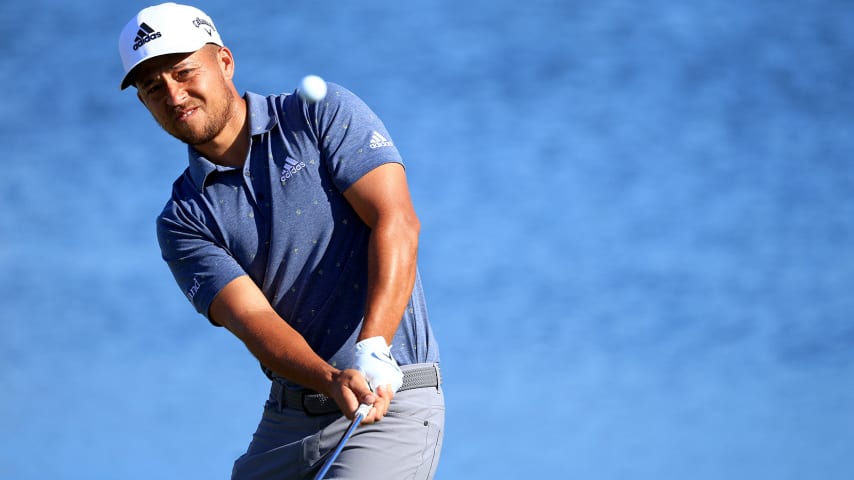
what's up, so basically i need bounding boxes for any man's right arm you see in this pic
[208,275,389,422]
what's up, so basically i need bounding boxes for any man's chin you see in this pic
[164,125,215,146]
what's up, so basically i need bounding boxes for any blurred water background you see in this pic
[2,0,853,478]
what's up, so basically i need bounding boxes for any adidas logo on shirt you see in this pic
[133,22,161,51]
[280,157,307,183]
[369,131,393,149]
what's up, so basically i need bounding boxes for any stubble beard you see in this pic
[161,89,236,147]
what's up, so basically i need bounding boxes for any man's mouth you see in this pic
[175,106,199,122]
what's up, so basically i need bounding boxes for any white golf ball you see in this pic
[298,75,328,103]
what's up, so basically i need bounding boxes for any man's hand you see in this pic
[328,368,394,424]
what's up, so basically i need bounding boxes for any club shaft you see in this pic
[314,405,371,480]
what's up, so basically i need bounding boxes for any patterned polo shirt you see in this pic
[156,84,439,372]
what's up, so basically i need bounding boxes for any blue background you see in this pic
[2,1,853,478]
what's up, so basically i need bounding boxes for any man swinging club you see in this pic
[118,3,444,478]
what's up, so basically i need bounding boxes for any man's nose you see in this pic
[164,79,187,107]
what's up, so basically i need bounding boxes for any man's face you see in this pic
[134,46,236,146]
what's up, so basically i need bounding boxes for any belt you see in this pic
[273,363,441,416]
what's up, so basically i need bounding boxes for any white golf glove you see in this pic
[353,336,404,393]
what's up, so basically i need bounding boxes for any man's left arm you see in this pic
[343,162,420,345]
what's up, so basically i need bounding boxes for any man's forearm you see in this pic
[233,311,339,393]
[358,214,420,345]
[209,276,382,420]
[209,275,339,395]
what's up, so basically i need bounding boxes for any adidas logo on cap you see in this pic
[132,22,162,51]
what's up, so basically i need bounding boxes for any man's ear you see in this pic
[217,46,235,80]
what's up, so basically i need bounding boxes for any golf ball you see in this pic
[298,75,328,103]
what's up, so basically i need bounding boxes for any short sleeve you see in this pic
[156,199,246,323]
[314,84,404,192]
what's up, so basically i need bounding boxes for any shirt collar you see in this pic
[186,91,279,191]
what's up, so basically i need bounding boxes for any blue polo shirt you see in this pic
[156,84,439,373]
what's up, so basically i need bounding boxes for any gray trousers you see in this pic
[232,375,444,479]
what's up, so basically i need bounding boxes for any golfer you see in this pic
[118,3,444,479]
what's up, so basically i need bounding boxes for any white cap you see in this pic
[118,3,223,90]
